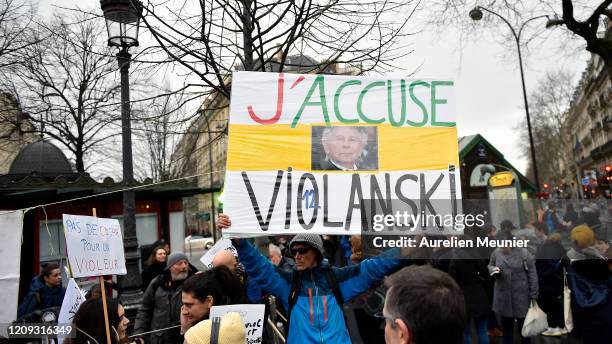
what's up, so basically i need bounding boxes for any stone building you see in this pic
[0,93,36,173]
[562,48,612,197]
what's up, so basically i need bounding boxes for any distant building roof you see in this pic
[8,140,74,176]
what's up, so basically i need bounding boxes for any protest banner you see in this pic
[224,71,461,236]
[57,278,86,343]
[62,214,126,278]
[209,304,265,344]
[200,239,234,268]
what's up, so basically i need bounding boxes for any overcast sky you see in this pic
[36,0,591,177]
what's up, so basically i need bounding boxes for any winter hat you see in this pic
[166,252,189,269]
[571,225,595,250]
[290,234,324,258]
[184,312,246,344]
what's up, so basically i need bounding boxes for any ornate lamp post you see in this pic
[100,0,143,315]
[469,6,559,193]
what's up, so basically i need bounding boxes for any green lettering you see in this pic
[292,75,330,128]
[431,80,455,127]
[334,80,361,123]
[357,81,386,124]
[388,80,407,127]
[408,80,429,127]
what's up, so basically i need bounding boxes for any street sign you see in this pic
[581,177,590,186]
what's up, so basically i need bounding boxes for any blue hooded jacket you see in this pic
[234,239,401,344]
[18,276,66,318]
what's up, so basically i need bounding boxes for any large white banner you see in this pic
[62,214,126,278]
[0,210,24,337]
[224,71,461,236]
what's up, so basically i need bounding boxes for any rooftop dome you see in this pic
[9,140,74,176]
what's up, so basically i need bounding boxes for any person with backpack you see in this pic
[562,225,612,344]
[216,214,404,344]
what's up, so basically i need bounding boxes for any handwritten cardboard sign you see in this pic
[63,214,126,278]
[209,304,265,344]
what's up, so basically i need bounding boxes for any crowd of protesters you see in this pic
[14,200,612,344]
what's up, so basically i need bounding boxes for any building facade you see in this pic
[563,49,612,198]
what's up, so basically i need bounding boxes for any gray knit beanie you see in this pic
[166,252,189,270]
[289,234,324,258]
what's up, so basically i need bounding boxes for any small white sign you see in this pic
[57,278,86,342]
[63,214,127,278]
[200,239,234,268]
[209,304,265,344]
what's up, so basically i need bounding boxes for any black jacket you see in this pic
[449,248,491,318]
[141,261,166,292]
[134,264,197,344]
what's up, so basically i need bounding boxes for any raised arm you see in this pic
[217,214,292,308]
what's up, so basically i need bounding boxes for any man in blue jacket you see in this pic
[217,214,403,344]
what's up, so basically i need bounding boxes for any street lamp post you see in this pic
[100,0,143,316]
[469,7,558,193]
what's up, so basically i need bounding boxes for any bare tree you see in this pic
[0,0,39,69]
[136,0,417,100]
[1,12,124,173]
[132,84,193,182]
[519,69,576,185]
[426,1,612,78]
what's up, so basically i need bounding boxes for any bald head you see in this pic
[211,250,237,272]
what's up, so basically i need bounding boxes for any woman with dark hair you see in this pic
[18,263,66,318]
[65,298,132,344]
[141,246,167,291]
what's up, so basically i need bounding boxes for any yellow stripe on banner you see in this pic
[226,124,459,171]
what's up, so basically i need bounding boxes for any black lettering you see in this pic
[420,173,444,230]
[242,170,284,231]
[285,167,292,229]
[345,174,363,230]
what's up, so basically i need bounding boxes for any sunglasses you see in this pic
[291,247,313,256]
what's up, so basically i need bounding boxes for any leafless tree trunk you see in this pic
[520,69,576,186]
[427,1,612,75]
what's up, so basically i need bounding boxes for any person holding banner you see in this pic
[217,214,405,344]
[18,263,66,318]
[134,252,197,344]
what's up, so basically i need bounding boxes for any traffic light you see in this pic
[543,183,549,189]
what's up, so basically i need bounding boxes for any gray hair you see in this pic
[268,243,282,257]
[321,126,367,144]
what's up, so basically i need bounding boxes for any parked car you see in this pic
[184,234,214,259]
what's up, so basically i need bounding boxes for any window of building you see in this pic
[39,220,68,284]
[113,213,159,247]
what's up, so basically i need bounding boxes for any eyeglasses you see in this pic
[291,247,313,256]
[373,311,396,323]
